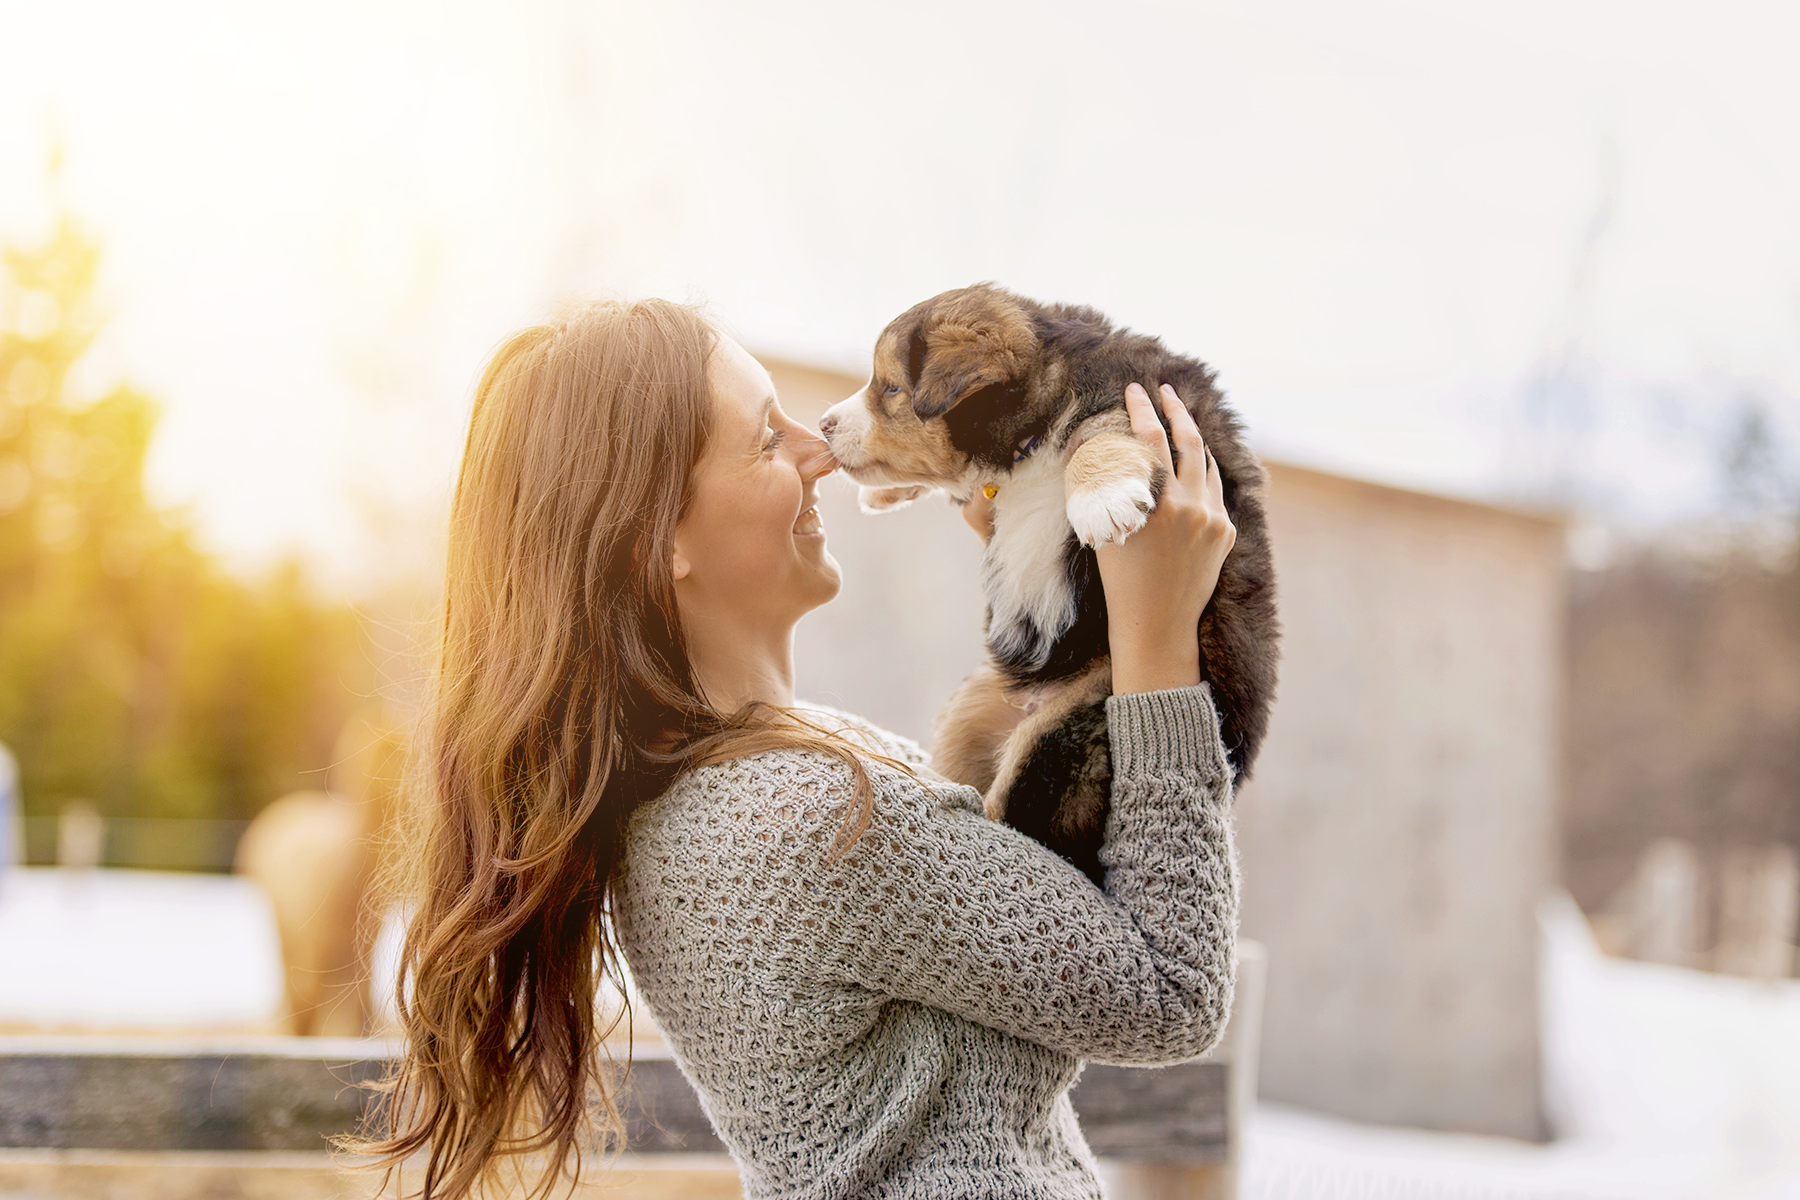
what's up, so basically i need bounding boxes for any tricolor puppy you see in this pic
[820,283,1279,882]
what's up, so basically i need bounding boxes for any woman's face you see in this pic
[671,336,842,632]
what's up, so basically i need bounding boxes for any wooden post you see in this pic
[1715,844,1799,979]
[55,803,104,872]
[1630,837,1702,967]
[0,743,20,872]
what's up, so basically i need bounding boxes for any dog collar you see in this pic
[981,434,1045,500]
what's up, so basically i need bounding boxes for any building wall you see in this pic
[766,358,1565,1139]
[1238,464,1564,1139]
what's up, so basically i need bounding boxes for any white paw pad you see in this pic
[1066,479,1155,546]
[859,484,930,513]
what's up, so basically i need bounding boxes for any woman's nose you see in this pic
[791,427,838,480]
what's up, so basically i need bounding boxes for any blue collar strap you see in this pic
[1012,433,1041,464]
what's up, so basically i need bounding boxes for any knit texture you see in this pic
[615,684,1239,1199]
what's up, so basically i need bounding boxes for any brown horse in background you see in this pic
[235,710,407,1037]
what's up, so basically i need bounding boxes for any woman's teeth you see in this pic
[794,506,824,536]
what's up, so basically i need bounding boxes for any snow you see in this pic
[1541,892,1800,1158]
[0,867,283,1030]
[4,874,1800,1197]
[1234,896,1800,1200]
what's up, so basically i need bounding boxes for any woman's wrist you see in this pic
[1110,634,1202,695]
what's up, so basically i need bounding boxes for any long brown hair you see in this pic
[356,299,882,1198]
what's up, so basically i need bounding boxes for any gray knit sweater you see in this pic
[615,685,1238,1199]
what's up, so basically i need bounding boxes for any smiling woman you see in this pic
[355,299,895,1199]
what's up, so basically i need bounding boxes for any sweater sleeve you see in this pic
[774,683,1238,1065]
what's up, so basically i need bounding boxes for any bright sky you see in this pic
[3,0,1798,590]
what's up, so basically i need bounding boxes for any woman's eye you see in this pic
[763,428,787,453]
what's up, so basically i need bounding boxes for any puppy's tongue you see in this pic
[794,506,824,535]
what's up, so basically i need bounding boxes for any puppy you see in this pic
[821,283,1278,883]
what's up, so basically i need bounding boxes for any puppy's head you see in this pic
[821,284,1038,504]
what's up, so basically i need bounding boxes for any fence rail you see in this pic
[18,817,248,872]
[0,945,1262,1198]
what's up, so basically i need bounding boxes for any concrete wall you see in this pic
[1238,464,1563,1140]
[765,358,1565,1139]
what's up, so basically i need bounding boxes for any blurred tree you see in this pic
[1718,397,1798,549]
[0,211,368,826]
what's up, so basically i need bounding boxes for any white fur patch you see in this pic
[1066,477,1155,546]
[820,391,874,473]
[984,451,1078,670]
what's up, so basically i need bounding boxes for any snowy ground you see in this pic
[3,870,1800,1197]
[1237,897,1800,1200]
[0,867,282,1030]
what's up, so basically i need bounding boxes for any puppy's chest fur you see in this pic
[984,447,1085,676]
[977,393,1147,684]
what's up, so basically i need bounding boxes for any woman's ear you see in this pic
[629,533,688,581]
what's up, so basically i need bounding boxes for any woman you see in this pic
[365,298,1239,1199]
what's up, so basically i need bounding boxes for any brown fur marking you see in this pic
[846,393,963,484]
[1065,429,1157,495]
[931,661,1022,797]
[911,292,1037,417]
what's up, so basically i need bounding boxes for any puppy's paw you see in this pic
[858,484,930,513]
[1066,478,1155,546]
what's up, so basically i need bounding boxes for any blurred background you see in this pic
[2,0,1798,1197]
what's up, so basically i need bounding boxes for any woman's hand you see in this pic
[961,486,995,543]
[1097,383,1236,695]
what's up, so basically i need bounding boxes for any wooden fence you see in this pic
[0,945,1262,1199]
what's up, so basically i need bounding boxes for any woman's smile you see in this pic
[669,335,843,646]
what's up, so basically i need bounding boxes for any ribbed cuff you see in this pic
[1105,683,1227,779]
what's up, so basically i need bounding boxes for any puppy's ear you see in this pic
[910,293,1037,419]
[858,484,932,513]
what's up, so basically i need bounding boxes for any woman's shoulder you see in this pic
[790,701,932,770]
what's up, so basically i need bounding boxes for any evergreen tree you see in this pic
[0,211,368,833]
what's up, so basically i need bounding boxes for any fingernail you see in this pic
[1161,384,1177,396]
[1126,383,1147,399]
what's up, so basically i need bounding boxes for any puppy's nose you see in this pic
[819,414,838,437]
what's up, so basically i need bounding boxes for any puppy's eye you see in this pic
[882,383,901,397]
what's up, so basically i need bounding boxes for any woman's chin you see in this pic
[803,553,844,608]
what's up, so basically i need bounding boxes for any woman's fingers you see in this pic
[1205,446,1236,554]
[1098,381,1240,693]
[1124,383,1174,475]
[961,487,995,544]
[1158,385,1206,475]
